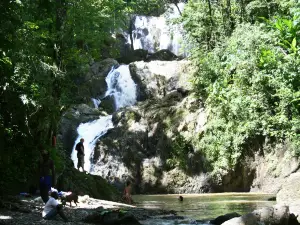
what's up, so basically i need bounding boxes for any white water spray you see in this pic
[91,98,101,109]
[105,65,137,110]
[71,65,137,172]
[125,3,187,57]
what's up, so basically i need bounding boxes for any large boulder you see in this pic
[56,163,120,201]
[277,173,300,222]
[210,212,241,225]
[57,104,104,155]
[129,60,193,101]
[277,172,300,205]
[221,213,260,225]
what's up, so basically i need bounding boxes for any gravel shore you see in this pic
[0,195,176,225]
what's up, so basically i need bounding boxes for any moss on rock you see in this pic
[57,163,120,201]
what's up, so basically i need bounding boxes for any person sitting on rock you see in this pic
[123,180,133,204]
[42,191,68,222]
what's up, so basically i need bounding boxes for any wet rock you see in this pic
[83,210,141,225]
[268,196,276,201]
[221,212,260,225]
[146,49,178,62]
[90,59,119,78]
[289,202,300,223]
[99,95,115,114]
[210,212,241,225]
[289,213,300,225]
[160,215,185,220]
[117,49,148,64]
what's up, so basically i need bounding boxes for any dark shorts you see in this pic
[77,155,84,168]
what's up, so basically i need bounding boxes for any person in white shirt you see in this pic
[42,191,68,222]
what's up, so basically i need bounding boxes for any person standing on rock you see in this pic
[39,150,56,204]
[75,138,85,172]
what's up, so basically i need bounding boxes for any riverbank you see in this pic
[0,195,178,225]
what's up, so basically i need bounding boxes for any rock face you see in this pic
[58,57,300,196]
[90,92,208,193]
[129,60,193,101]
[250,144,300,194]
[277,172,300,204]
[277,173,300,222]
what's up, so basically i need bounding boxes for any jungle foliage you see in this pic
[180,0,300,173]
[0,0,173,194]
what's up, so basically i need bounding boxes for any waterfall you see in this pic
[71,116,113,172]
[71,65,137,172]
[125,3,187,57]
[105,65,137,110]
[91,98,101,109]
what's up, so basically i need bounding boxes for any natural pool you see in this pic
[133,193,276,225]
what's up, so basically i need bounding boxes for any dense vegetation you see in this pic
[2,0,300,194]
[0,0,177,194]
[180,0,300,173]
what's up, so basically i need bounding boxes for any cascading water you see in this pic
[124,3,187,57]
[71,65,137,172]
[91,98,101,109]
[105,65,137,110]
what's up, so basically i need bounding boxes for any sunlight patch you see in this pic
[0,215,12,220]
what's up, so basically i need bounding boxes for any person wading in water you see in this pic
[123,180,133,204]
[39,150,55,203]
[75,138,85,172]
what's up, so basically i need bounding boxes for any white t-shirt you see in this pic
[42,197,59,217]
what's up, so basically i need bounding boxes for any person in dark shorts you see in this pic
[39,150,55,204]
[75,138,85,172]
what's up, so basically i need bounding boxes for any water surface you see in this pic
[133,193,275,224]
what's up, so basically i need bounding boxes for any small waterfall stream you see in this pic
[71,65,137,172]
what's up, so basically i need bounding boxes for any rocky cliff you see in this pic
[58,58,300,197]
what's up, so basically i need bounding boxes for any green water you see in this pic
[133,193,275,221]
